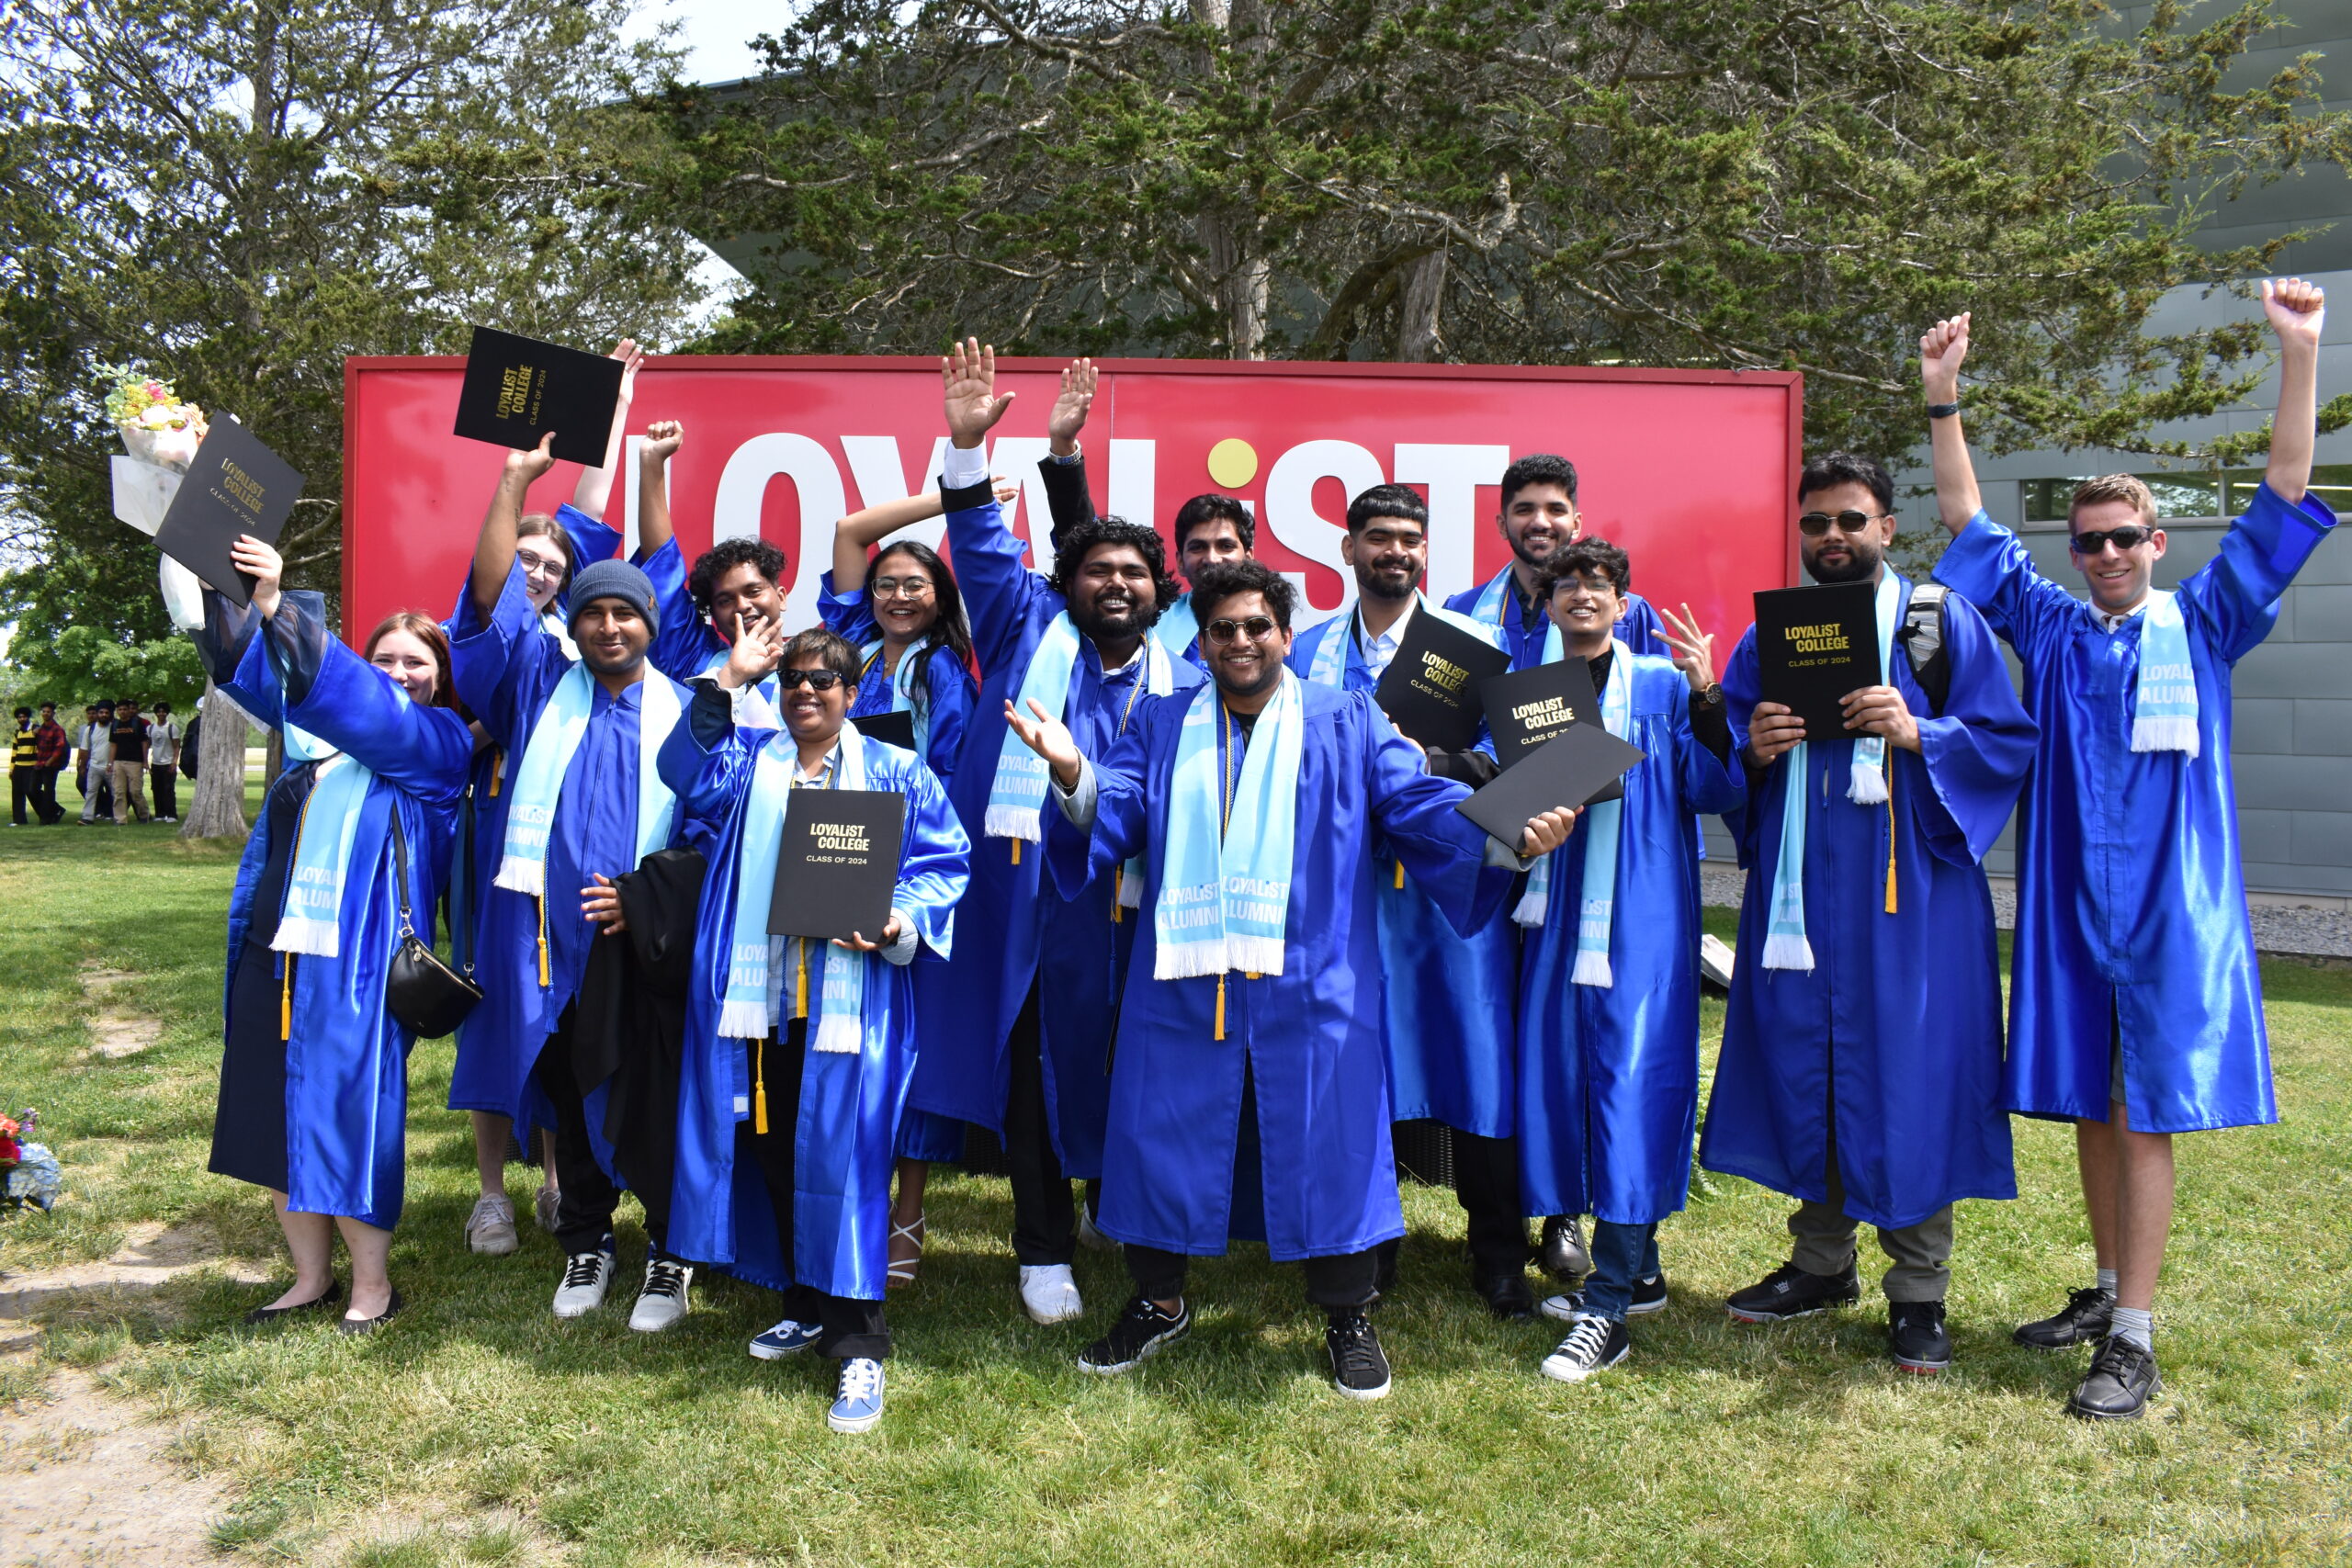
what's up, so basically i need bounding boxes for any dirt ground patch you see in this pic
[0,1366,226,1563]
[0,1221,269,1346]
[78,963,164,1059]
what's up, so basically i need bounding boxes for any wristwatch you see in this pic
[1694,682,1724,706]
[1926,400,1961,420]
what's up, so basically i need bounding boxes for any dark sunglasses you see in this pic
[2069,525,2158,555]
[1797,510,1892,536]
[1204,615,1280,645]
[777,669,847,691]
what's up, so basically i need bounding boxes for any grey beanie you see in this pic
[566,558,659,631]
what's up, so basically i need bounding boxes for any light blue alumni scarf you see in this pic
[1151,592,1199,658]
[1154,673,1303,979]
[272,750,377,958]
[987,614,1172,844]
[495,663,684,900]
[1514,638,1633,993]
[719,721,874,1054]
[2128,591,2199,757]
[1305,594,1496,689]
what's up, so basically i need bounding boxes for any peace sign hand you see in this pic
[1651,602,1717,694]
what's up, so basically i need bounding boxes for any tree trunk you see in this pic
[179,679,252,841]
[1396,250,1448,363]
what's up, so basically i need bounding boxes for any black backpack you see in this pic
[1895,583,1951,716]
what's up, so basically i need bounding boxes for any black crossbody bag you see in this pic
[385,797,482,1039]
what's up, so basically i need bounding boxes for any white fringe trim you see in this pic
[812,1010,861,1055]
[718,998,772,1040]
[2129,716,2200,758]
[1152,936,1287,980]
[1846,763,1888,806]
[1511,886,1548,928]
[269,915,342,959]
[1761,932,1815,972]
[983,804,1042,842]
[493,852,544,897]
[1570,948,1613,987]
[1226,935,1285,976]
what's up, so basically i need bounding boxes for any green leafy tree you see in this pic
[665,0,2349,467]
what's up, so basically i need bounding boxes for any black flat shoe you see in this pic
[243,1280,344,1325]
[336,1288,404,1337]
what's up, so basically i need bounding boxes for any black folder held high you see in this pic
[1371,608,1511,754]
[770,788,907,943]
[854,710,917,752]
[1454,719,1645,849]
[453,326,626,468]
[1752,581,1882,740]
[153,414,306,609]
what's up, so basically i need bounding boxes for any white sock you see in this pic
[2095,1269,2118,1297]
[2109,1305,2154,1350]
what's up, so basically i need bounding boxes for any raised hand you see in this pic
[644,419,684,463]
[1745,701,1804,767]
[1046,358,1097,455]
[1520,806,1579,859]
[2265,276,2325,355]
[1652,601,1717,693]
[1004,696,1083,789]
[610,337,647,399]
[718,611,785,689]
[1920,312,1970,403]
[991,475,1020,504]
[943,337,1016,449]
[1841,685,1920,751]
[581,873,627,936]
[229,533,285,619]
[504,429,559,485]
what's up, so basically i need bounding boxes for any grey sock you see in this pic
[2095,1268,2118,1297]
[2109,1305,2154,1350]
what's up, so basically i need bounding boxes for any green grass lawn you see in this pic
[3,826,2349,1566]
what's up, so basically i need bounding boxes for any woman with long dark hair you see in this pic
[200,536,474,1333]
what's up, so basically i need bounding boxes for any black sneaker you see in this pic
[1077,1297,1191,1374]
[1628,1271,1668,1316]
[1888,1301,1951,1373]
[2065,1336,2162,1420]
[1540,1314,1629,1383]
[2014,1286,2114,1350]
[1539,1215,1589,1280]
[1474,1270,1536,1320]
[1725,1259,1860,1324]
[1326,1308,1392,1401]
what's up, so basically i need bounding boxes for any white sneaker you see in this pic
[552,1236,616,1318]
[463,1194,518,1257]
[1019,1263,1084,1325]
[1077,1204,1115,1253]
[628,1257,693,1332]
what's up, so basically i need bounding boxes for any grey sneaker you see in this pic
[464,1194,519,1257]
[533,1183,560,1234]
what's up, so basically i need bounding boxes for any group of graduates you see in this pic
[199,278,2332,1436]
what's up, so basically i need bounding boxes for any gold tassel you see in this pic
[489,747,504,798]
[1011,838,1021,866]
[796,942,809,1020]
[279,954,293,1041]
[1883,782,1899,917]
[1214,973,1227,1042]
[1393,860,1405,891]
[536,894,550,987]
[753,1037,769,1134]
[1111,864,1123,922]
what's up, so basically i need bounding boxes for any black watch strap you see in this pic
[1926,400,1961,420]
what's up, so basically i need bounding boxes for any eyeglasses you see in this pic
[870,576,934,600]
[2069,525,2158,555]
[1547,574,1620,601]
[1204,615,1280,645]
[777,669,847,691]
[1797,510,1892,536]
[516,549,566,580]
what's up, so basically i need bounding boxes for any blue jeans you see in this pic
[1581,1220,1662,1323]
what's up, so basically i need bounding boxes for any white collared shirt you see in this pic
[1356,594,1419,680]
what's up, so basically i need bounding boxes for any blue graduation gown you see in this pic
[1046,683,1517,1259]
[1700,574,2036,1229]
[910,489,1204,1181]
[661,716,970,1300]
[1515,654,1744,1224]
[1444,577,1666,672]
[449,558,702,1139]
[211,595,472,1227]
[1934,485,2336,1132]
[816,570,978,788]
[1285,608,1520,1137]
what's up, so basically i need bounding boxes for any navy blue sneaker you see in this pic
[749,1317,820,1360]
[828,1357,886,1433]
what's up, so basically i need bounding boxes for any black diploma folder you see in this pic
[1454,720,1645,848]
[1751,581,1882,740]
[854,711,917,752]
[1372,610,1511,754]
[453,326,626,468]
[1480,658,1600,771]
[153,414,306,609]
[769,789,907,943]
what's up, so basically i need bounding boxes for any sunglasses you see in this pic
[777,669,847,691]
[1204,615,1280,645]
[2069,525,2158,555]
[1797,510,1892,536]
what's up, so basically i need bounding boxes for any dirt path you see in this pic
[0,1367,226,1564]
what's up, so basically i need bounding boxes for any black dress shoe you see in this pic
[1539,1215,1589,1280]
[1725,1260,1860,1324]
[2065,1335,2161,1420]
[2014,1286,2114,1350]
[243,1280,344,1325]
[1475,1271,1537,1320]
[1888,1301,1952,1373]
[335,1288,404,1337]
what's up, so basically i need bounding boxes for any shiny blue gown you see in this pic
[1444,579,1665,674]
[1933,485,2337,1132]
[1700,574,2037,1229]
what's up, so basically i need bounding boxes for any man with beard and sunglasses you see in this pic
[1700,450,2036,1378]
[905,340,1205,1326]
[1007,559,1577,1398]
[1285,483,1537,1317]
[1923,281,2337,1420]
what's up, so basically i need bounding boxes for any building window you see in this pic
[2023,465,2352,523]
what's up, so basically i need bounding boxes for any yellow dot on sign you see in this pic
[1206,438,1259,490]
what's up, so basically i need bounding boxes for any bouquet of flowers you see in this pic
[0,1108,60,1214]
[100,365,206,470]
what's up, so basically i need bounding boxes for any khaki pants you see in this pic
[109,759,150,823]
[1787,1138,1952,1303]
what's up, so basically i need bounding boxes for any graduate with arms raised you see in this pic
[660,618,969,1434]
[1923,281,2337,1420]
[1014,559,1577,1400]
[1702,450,2036,1376]
[1508,539,1746,1382]
[198,536,473,1334]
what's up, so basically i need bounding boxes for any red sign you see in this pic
[343,355,1802,650]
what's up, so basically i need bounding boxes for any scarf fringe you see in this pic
[1152,937,1286,981]
[984,804,1042,842]
[1761,932,1815,972]
[2130,715,2200,757]
[718,998,771,1040]
[812,1009,861,1055]
[269,914,343,959]
[1570,948,1613,987]
[493,854,545,897]
[1846,764,1889,806]
[1512,884,1548,928]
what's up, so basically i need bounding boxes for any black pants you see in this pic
[1452,1129,1531,1280]
[32,768,60,823]
[535,1004,673,1259]
[1004,980,1091,1267]
[151,764,177,818]
[740,1019,890,1359]
[9,770,31,825]
[1127,1243,1380,1310]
